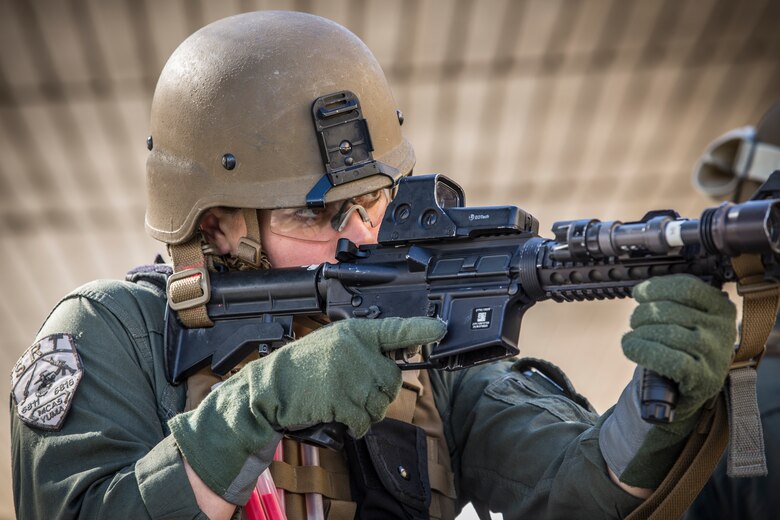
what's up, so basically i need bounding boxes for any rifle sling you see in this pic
[727,254,773,477]
[626,393,728,520]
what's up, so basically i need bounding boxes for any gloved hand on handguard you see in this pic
[600,274,736,489]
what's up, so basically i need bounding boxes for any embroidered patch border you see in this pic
[11,334,83,431]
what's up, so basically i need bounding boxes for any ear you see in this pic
[199,209,235,255]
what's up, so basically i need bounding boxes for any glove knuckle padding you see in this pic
[630,301,725,330]
[633,274,736,317]
[626,275,737,421]
[623,331,701,385]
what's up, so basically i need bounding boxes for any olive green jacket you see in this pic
[11,272,642,519]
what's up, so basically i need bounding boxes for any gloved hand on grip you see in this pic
[169,316,447,505]
[599,274,736,489]
[624,274,737,422]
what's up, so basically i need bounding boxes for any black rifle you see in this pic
[166,172,780,438]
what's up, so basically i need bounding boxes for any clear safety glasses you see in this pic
[267,188,392,242]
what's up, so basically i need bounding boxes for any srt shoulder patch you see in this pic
[11,334,83,431]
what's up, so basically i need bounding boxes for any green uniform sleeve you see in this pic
[10,280,206,519]
[431,359,644,519]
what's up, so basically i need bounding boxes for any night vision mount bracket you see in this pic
[306,90,398,208]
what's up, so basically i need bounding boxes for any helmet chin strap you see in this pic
[233,209,271,270]
[203,208,270,271]
[167,209,271,328]
[167,233,214,328]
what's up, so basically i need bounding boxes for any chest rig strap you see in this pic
[269,458,352,500]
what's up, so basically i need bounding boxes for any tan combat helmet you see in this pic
[146,11,413,327]
[693,102,780,202]
[145,11,413,245]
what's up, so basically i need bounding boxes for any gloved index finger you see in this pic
[350,317,448,352]
[632,274,735,316]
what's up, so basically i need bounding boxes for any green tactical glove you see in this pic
[599,274,736,489]
[169,316,447,505]
[625,274,737,421]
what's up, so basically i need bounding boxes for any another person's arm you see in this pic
[432,360,645,519]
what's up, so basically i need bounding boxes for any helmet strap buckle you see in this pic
[236,237,264,268]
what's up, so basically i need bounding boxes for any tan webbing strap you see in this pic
[414,369,457,520]
[326,500,357,519]
[272,438,357,519]
[727,253,777,477]
[427,438,457,499]
[725,367,766,476]
[167,235,213,328]
[268,460,352,499]
[236,209,266,268]
[627,394,729,520]
[244,208,261,239]
[279,439,307,519]
[386,370,423,423]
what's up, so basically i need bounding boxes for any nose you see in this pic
[339,207,379,246]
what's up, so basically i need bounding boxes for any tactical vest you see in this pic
[182,317,457,520]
